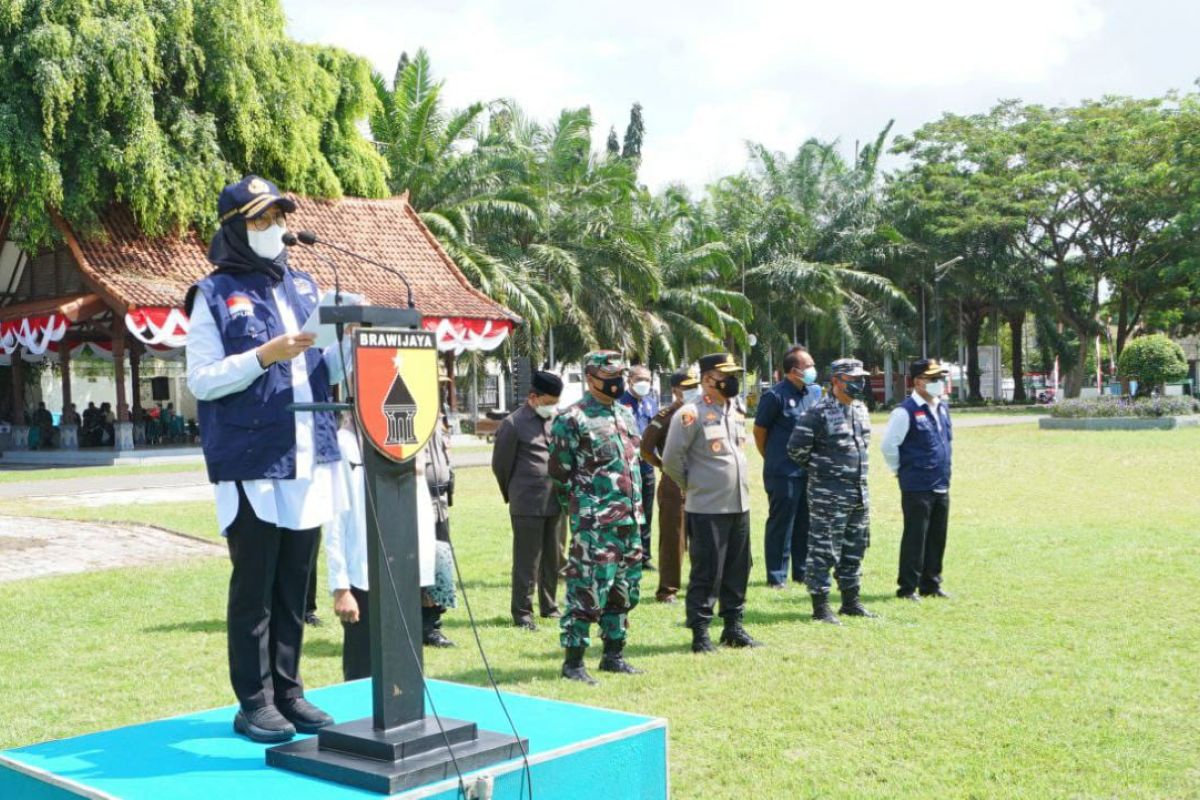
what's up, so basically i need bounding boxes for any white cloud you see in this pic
[279,0,1200,192]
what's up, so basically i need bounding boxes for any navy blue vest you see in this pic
[193,268,340,483]
[897,396,952,492]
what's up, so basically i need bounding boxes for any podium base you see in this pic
[268,717,526,795]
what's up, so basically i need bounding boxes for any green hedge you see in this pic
[1118,335,1188,396]
[1050,396,1200,418]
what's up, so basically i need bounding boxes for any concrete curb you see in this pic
[1038,415,1200,431]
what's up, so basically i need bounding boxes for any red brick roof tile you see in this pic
[60,198,519,325]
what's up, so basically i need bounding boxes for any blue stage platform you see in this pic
[0,680,667,799]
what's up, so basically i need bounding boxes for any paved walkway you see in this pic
[0,515,223,584]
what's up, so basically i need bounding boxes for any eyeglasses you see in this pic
[246,208,284,231]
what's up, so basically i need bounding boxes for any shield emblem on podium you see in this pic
[353,328,439,462]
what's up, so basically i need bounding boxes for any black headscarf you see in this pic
[185,215,290,315]
[207,215,288,282]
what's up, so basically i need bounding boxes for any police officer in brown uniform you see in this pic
[639,367,701,604]
[661,353,761,653]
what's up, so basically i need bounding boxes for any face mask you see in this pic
[843,378,868,400]
[682,388,702,405]
[717,375,740,398]
[533,403,556,419]
[247,222,287,260]
[925,380,945,397]
[799,366,817,385]
[593,375,625,398]
[631,381,652,398]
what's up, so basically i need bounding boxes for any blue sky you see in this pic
[282,0,1200,191]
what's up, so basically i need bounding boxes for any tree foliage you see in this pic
[0,0,387,245]
[1117,334,1187,396]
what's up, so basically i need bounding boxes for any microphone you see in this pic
[284,231,342,304]
[296,230,415,309]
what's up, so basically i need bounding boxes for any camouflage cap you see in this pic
[829,357,870,378]
[582,350,625,375]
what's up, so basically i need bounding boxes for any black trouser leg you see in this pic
[685,513,731,628]
[226,487,318,709]
[897,491,935,596]
[640,470,655,563]
[510,515,544,623]
[341,586,371,682]
[919,493,950,594]
[538,515,564,616]
[305,531,319,616]
[718,512,751,624]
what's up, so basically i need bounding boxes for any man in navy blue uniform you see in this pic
[753,346,822,588]
[186,175,346,743]
[880,359,954,601]
[618,365,660,570]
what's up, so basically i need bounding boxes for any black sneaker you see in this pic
[691,626,717,654]
[277,697,334,734]
[514,618,537,631]
[233,706,296,743]
[896,592,922,602]
[919,588,951,599]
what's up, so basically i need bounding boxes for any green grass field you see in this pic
[0,462,203,483]
[2,423,1198,798]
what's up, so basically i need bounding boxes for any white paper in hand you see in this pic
[302,290,365,349]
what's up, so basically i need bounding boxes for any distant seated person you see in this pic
[32,402,55,449]
[166,402,185,441]
[61,403,80,427]
[81,402,101,446]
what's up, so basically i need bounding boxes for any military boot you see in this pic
[810,592,841,625]
[597,639,643,674]
[561,647,599,685]
[422,606,455,648]
[838,587,877,618]
[719,620,763,648]
[691,624,717,654]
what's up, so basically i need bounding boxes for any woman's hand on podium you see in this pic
[256,332,317,367]
[334,588,360,624]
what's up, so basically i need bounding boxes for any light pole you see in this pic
[929,256,963,362]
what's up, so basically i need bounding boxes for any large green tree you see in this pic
[0,0,388,245]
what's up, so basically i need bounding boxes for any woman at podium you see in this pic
[185,175,345,744]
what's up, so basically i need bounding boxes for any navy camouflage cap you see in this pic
[218,174,297,224]
[582,350,625,375]
[829,357,870,377]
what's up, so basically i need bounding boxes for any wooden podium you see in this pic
[267,306,526,794]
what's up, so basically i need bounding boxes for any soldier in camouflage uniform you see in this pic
[548,351,645,684]
[787,358,877,624]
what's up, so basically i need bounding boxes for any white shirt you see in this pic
[186,282,348,534]
[880,390,947,492]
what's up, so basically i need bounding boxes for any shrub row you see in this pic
[1049,396,1200,419]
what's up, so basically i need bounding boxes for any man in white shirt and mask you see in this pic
[618,365,659,570]
[186,175,345,743]
[880,359,954,601]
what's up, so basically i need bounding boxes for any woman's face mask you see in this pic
[631,380,652,398]
[247,222,287,260]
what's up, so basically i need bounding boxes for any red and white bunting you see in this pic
[423,317,513,355]
[126,307,190,349]
[0,314,68,356]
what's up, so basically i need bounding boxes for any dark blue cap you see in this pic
[217,175,297,224]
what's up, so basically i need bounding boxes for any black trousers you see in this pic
[226,486,319,710]
[305,530,320,616]
[685,511,750,628]
[640,469,656,563]
[897,490,950,596]
[341,586,371,682]
[510,514,565,623]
